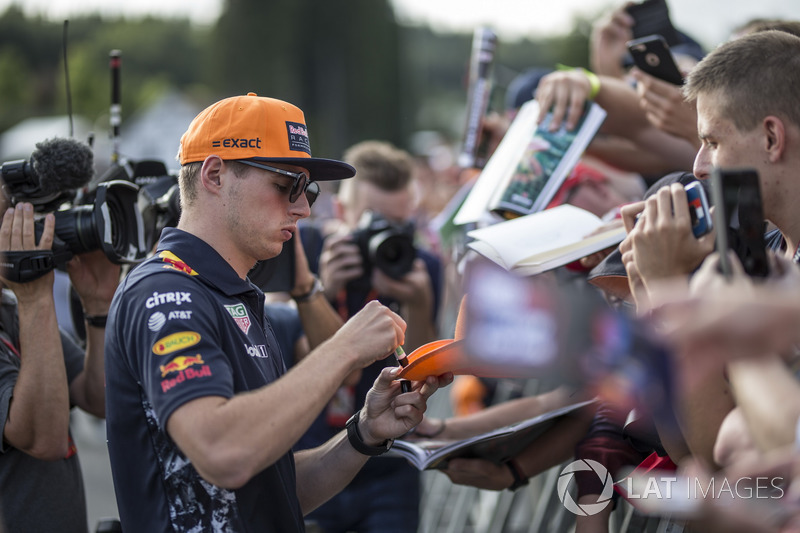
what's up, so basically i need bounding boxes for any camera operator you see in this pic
[304,140,442,533]
[0,200,120,532]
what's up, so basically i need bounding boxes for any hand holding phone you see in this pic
[627,34,684,85]
[710,168,769,279]
[630,181,712,238]
[685,181,713,238]
[625,0,681,46]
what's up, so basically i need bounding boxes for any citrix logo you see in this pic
[557,459,614,516]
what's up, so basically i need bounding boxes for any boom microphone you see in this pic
[0,137,94,210]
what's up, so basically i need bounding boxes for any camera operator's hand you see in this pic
[319,232,363,300]
[0,203,55,300]
[371,258,432,308]
[372,259,436,352]
[66,250,121,317]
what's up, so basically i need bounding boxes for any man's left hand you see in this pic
[357,366,452,445]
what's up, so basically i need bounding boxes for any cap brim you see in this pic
[586,247,631,300]
[397,339,466,381]
[251,157,355,181]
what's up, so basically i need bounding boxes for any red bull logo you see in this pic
[160,354,205,377]
[159,251,198,276]
[160,354,213,392]
[153,331,201,355]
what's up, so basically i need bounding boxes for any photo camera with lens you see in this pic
[0,137,149,283]
[348,210,417,292]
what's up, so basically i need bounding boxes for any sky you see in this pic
[3,0,800,51]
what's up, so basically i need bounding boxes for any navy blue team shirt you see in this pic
[105,227,305,532]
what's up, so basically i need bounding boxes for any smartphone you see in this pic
[625,0,681,46]
[685,181,713,237]
[627,34,684,85]
[633,180,712,237]
[248,233,296,292]
[710,168,770,278]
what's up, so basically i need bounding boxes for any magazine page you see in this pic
[489,102,607,218]
[390,400,596,470]
[453,100,542,226]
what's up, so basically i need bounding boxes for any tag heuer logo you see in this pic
[224,303,251,334]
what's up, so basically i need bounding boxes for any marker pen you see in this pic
[395,346,412,393]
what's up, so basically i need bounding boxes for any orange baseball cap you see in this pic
[178,92,355,181]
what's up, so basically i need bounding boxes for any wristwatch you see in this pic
[292,276,324,303]
[345,411,393,456]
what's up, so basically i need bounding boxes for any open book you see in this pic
[390,399,596,470]
[454,99,607,224]
[466,204,626,276]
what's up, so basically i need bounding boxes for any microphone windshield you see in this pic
[30,137,94,195]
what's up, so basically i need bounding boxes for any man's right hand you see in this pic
[329,300,406,370]
[0,203,56,300]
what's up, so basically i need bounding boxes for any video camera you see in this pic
[131,160,181,250]
[348,210,417,291]
[0,137,149,282]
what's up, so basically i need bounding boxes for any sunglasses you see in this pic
[237,160,320,206]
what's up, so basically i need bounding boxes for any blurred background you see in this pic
[3,1,800,530]
[1,0,798,176]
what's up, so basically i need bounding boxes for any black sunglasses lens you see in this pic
[305,182,320,207]
[289,174,308,203]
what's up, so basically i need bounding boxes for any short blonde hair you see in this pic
[683,31,800,132]
[338,141,414,207]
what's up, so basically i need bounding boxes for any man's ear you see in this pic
[198,155,226,195]
[763,116,786,163]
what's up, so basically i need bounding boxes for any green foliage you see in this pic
[0,8,208,134]
[0,2,592,157]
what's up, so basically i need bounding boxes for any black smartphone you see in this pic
[627,34,684,85]
[710,168,769,278]
[685,181,713,237]
[248,233,296,292]
[625,0,681,46]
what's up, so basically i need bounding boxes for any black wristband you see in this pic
[346,411,393,456]
[505,458,529,491]
[84,314,108,328]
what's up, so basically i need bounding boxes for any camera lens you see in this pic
[369,230,416,279]
[53,205,100,254]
